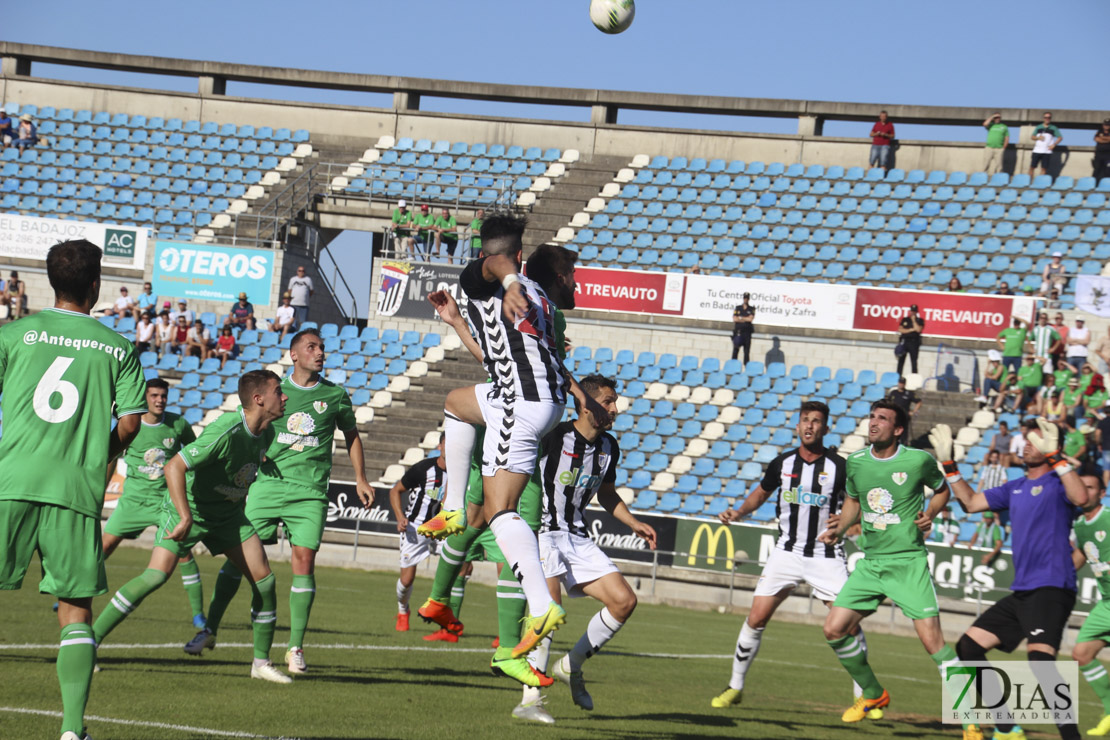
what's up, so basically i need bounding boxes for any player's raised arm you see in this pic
[1028,417,1089,507]
[428,289,483,363]
[597,482,656,549]
[929,424,990,513]
[473,253,527,321]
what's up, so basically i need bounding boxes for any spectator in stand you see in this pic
[993,371,1023,413]
[215,327,237,370]
[989,422,1013,465]
[1043,388,1067,422]
[982,112,1009,175]
[286,265,313,326]
[134,312,155,354]
[413,204,435,257]
[154,310,174,356]
[1054,357,1077,389]
[1052,312,1070,368]
[169,315,189,355]
[731,293,755,364]
[135,282,158,321]
[932,506,961,546]
[1029,112,1062,178]
[868,111,895,172]
[887,375,921,443]
[1009,419,1031,468]
[1031,311,1063,373]
[391,200,415,255]
[1064,416,1089,462]
[433,208,459,262]
[268,292,297,340]
[0,109,12,146]
[11,114,37,151]
[1068,316,1092,370]
[996,316,1029,376]
[224,292,256,331]
[1047,289,1062,310]
[186,319,213,359]
[465,209,484,260]
[1085,369,1109,417]
[103,286,136,319]
[1095,118,1110,182]
[977,450,1009,495]
[980,349,1005,403]
[1016,354,1043,411]
[5,270,25,320]
[1032,374,1058,417]
[967,511,1004,566]
[1064,375,1085,418]
[995,282,1014,296]
[946,276,964,292]
[1041,252,1068,296]
[170,299,194,326]
[895,304,924,376]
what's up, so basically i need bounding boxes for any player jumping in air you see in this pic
[94,370,294,684]
[186,329,373,674]
[103,377,207,628]
[0,239,147,740]
[817,399,960,725]
[711,400,879,717]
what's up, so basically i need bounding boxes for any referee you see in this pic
[932,420,1089,740]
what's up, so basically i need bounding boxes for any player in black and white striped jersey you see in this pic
[518,374,657,719]
[711,401,878,715]
[387,439,447,633]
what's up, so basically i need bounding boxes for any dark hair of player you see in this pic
[798,400,830,426]
[870,398,908,433]
[479,211,528,256]
[146,378,169,392]
[290,328,321,351]
[238,369,280,406]
[573,374,616,413]
[526,244,578,309]
[47,239,102,304]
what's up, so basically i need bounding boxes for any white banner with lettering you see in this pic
[681,274,857,330]
[1075,276,1110,318]
[0,213,147,270]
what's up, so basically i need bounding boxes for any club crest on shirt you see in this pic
[866,487,894,514]
[162,437,175,448]
[313,401,328,414]
[818,472,830,486]
[891,472,908,486]
[1031,486,1044,497]
[1098,531,1106,543]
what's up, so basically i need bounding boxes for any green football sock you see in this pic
[429,526,482,603]
[178,556,205,619]
[930,643,959,673]
[496,562,527,652]
[205,559,243,635]
[57,622,96,736]
[827,634,883,700]
[449,575,468,619]
[250,573,278,661]
[1081,661,1110,713]
[93,567,169,643]
[288,574,316,650]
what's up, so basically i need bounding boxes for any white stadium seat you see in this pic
[701,422,725,441]
[710,388,735,406]
[614,168,635,183]
[401,447,424,466]
[683,439,709,457]
[630,154,650,168]
[667,455,692,475]
[375,135,396,149]
[969,410,996,430]
[665,384,691,402]
[643,382,667,401]
[354,407,374,424]
[369,391,393,409]
[650,472,675,492]
[716,406,742,424]
[387,376,410,393]
[418,431,441,449]
[559,149,580,164]
[380,464,405,485]
[688,387,712,405]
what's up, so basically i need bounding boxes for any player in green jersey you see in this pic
[93,370,296,685]
[817,399,960,726]
[188,328,373,675]
[103,377,207,628]
[1071,474,1110,736]
[0,239,147,740]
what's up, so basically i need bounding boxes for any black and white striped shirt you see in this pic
[761,448,847,559]
[538,422,620,536]
[460,258,568,404]
[399,457,446,527]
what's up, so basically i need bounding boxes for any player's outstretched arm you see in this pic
[387,481,409,532]
[343,427,374,507]
[428,290,483,363]
[720,484,771,524]
[163,456,194,542]
[598,484,657,550]
[929,424,990,513]
[109,413,142,464]
[819,496,860,545]
[915,483,950,535]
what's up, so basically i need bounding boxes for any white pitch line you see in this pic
[0,706,278,738]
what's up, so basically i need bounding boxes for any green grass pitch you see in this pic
[1,547,1098,739]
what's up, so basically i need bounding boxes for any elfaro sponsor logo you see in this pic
[781,488,828,507]
[159,246,268,279]
[558,467,602,490]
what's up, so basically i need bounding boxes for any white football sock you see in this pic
[442,414,476,511]
[568,607,624,671]
[853,628,868,698]
[522,634,553,704]
[396,579,412,614]
[489,513,550,616]
[728,620,764,691]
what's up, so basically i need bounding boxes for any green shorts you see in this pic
[154,505,257,559]
[833,555,939,620]
[0,500,108,598]
[1078,600,1110,644]
[245,485,326,551]
[468,528,504,564]
[103,495,163,539]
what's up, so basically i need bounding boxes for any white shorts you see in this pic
[753,548,849,603]
[475,382,564,477]
[399,524,439,569]
[539,530,619,598]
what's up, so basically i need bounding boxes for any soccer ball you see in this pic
[589,0,635,34]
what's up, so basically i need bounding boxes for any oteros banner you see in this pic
[0,213,147,269]
[152,241,274,306]
[853,288,1033,340]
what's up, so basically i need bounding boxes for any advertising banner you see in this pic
[853,288,1030,341]
[1075,275,1110,318]
[325,482,397,535]
[572,267,685,316]
[682,274,856,329]
[376,261,464,320]
[0,213,147,270]
[582,507,676,566]
[152,241,274,306]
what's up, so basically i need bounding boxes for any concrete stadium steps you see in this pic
[908,389,980,450]
[522,153,629,251]
[330,346,488,483]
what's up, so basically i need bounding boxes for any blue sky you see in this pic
[5,0,1106,316]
